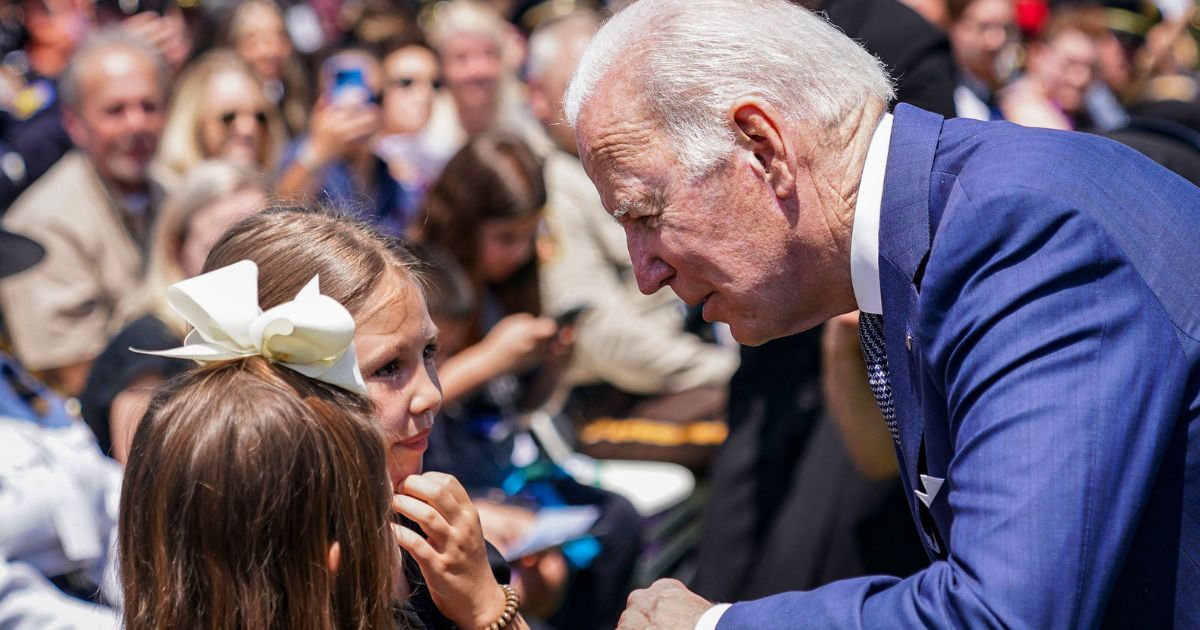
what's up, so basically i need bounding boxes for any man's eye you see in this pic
[423,343,440,362]
[372,359,403,378]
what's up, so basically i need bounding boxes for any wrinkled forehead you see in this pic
[576,84,666,203]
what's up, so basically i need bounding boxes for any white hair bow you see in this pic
[135,260,369,396]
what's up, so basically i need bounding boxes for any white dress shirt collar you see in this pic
[849,112,894,315]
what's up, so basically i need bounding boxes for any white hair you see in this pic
[563,0,895,177]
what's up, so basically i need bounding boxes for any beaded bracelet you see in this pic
[484,584,521,630]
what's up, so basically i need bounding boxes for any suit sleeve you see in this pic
[718,186,1189,628]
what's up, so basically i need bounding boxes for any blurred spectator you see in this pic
[103,1,193,76]
[157,50,286,179]
[411,132,553,406]
[809,0,959,117]
[276,48,418,234]
[1001,8,1104,129]
[223,0,311,137]
[0,226,121,629]
[0,0,95,212]
[423,0,544,157]
[81,161,267,462]
[1137,3,1200,103]
[0,28,168,396]
[528,11,738,468]
[413,133,641,630]
[948,0,1017,119]
[375,34,445,220]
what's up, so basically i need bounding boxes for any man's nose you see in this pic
[124,103,159,132]
[627,234,672,295]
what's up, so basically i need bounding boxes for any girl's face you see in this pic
[353,272,443,491]
[199,70,270,167]
[477,216,539,283]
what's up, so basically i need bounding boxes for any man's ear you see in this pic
[61,107,87,150]
[731,100,795,199]
[527,78,552,123]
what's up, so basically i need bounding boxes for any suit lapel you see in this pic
[877,104,945,548]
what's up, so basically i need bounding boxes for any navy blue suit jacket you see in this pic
[719,105,1200,628]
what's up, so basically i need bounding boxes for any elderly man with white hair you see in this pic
[566,0,1200,629]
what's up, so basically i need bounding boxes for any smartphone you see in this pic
[553,304,590,328]
[331,67,369,106]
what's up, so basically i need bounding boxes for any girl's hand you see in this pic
[391,472,508,629]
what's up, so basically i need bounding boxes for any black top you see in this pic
[822,0,959,118]
[80,314,185,456]
[401,537,511,629]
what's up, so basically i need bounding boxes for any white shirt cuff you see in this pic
[694,603,732,630]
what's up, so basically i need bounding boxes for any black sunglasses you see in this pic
[389,76,443,91]
[219,110,269,127]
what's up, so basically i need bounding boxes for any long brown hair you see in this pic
[204,205,421,313]
[412,132,546,334]
[119,357,397,630]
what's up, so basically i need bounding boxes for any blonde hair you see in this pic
[224,0,311,135]
[158,50,287,175]
[142,161,269,335]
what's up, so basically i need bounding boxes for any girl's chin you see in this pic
[389,462,424,492]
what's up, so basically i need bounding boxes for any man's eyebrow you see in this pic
[613,198,640,220]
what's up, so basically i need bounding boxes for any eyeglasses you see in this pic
[219,110,268,127]
[388,76,442,91]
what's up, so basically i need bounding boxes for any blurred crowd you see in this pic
[0,0,1197,627]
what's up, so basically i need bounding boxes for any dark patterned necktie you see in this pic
[857,312,900,446]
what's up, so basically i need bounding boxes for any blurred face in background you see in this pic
[477,215,538,283]
[949,0,1015,88]
[382,45,440,135]
[232,2,292,82]
[1030,29,1098,113]
[1095,31,1135,93]
[64,45,164,192]
[23,0,95,71]
[199,69,271,167]
[439,31,502,114]
[177,188,267,278]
